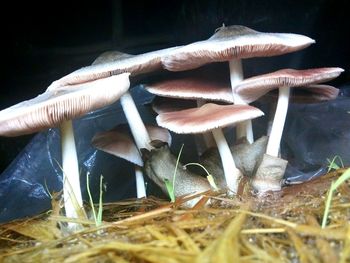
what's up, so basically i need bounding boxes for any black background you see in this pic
[2,0,350,173]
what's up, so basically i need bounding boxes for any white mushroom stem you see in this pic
[266,101,278,136]
[266,87,290,157]
[120,92,152,151]
[135,166,146,198]
[229,59,254,144]
[60,119,84,220]
[211,128,242,193]
[196,99,216,150]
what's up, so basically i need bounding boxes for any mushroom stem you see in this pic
[266,87,290,157]
[266,101,278,136]
[211,128,242,193]
[120,92,152,151]
[60,119,84,221]
[229,59,244,87]
[196,99,216,149]
[135,166,146,198]
[229,59,254,144]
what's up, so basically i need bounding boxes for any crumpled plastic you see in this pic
[0,85,349,223]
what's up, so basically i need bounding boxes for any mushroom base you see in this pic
[200,136,268,186]
[252,154,288,192]
[142,142,211,205]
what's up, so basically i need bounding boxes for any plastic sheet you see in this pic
[282,87,350,184]
[1,85,349,223]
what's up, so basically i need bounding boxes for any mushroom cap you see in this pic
[156,103,264,134]
[92,124,172,166]
[145,75,234,103]
[149,96,197,115]
[234,67,344,103]
[91,51,133,65]
[49,47,179,89]
[261,84,339,104]
[0,73,130,137]
[162,25,315,71]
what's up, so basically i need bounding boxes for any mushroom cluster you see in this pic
[0,24,344,225]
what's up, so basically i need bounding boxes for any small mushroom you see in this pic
[156,103,264,193]
[91,124,172,198]
[234,67,344,192]
[0,73,130,226]
[162,25,315,142]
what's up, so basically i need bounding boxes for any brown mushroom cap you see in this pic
[162,25,315,71]
[92,124,171,166]
[145,75,234,103]
[0,73,130,137]
[234,67,344,103]
[156,103,264,134]
[49,47,179,89]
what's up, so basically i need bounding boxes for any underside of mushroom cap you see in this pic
[92,124,172,166]
[0,73,130,137]
[260,84,340,104]
[161,25,315,71]
[156,103,264,134]
[234,67,344,103]
[149,96,198,115]
[145,75,233,103]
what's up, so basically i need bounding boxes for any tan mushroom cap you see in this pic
[261,84,339,104]
[156,103,264,134]
[49,47,179,89]
[234,67,344,103]
[145,76,234,103]
[0,73,130,137]
[92,124,172,166]
[162,25,315,71]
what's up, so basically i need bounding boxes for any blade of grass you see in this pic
[322,167,350,228]
[86,173,104,227]
[183,162,219,191]
[327,155,344,172]
[165,144,184,202]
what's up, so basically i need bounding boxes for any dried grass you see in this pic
[1,168,349,263]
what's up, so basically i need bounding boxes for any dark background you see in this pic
[1,0,349,177]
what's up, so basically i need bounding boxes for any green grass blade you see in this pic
[165,144,184,202]
[86,172,97,226]
[322,167,350,228]
[97,175,104,226]
[183,162,219,190]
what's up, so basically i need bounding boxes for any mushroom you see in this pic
[0,73,130,226]
[156,103,264,193]
[144,69,233,152]
[48,47,180,89]
[69,48,186,152]
[91,124,172,198]
[261,84,339,135]
[161,25,315,143]
[234,67,344,191]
